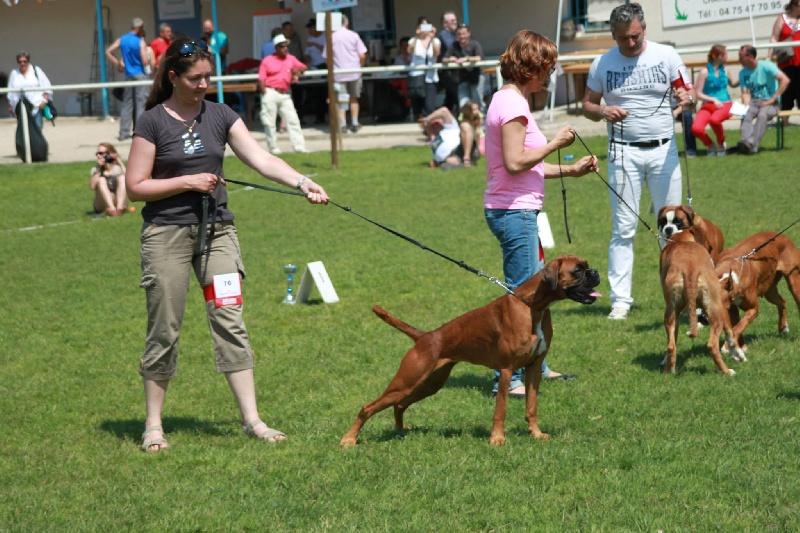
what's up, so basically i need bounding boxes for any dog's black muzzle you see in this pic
[566,268,602,304]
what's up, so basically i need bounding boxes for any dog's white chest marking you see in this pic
[528,320,548,357]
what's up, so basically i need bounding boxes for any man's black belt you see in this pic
[614,138,671,148]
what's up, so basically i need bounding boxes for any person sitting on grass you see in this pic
[420,100,481,170]
[90,142,135,216]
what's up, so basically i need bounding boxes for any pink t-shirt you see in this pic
[483,89,547,210]
[323,27,367,82]
[258,53,307,92]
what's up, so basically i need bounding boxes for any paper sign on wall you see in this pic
[295,261,340,304]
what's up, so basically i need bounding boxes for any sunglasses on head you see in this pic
[179,40,209,57]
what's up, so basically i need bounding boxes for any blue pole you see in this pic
[212,0,223,103]
[462,0,469,25]
[96,0,110,117]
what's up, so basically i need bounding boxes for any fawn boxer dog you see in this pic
[657,205,725,262]
[659,231,740,375]
[340,255,601,448]
[715,232,800,356]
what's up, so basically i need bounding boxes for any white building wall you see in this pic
[0,0,784,115]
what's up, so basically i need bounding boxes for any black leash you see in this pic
[223,178,525,300]
[571,131,658,239]
[738,216,800,261]
[557,148,572,244]
[678,108,694,206]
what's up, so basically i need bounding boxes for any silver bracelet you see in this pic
[296,176,308,190]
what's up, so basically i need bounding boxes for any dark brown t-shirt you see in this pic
[134,101,240,225]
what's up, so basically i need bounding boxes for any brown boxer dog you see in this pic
[340,255,601,448]
[657,205,725,262]
[715,232,800,356]
[659,231,740,375]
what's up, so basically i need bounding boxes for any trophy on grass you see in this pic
[282,264,298,304]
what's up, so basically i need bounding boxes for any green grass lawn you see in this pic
[1,127,800,531]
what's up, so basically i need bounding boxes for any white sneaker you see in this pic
[707,142,718,157]
[295,148,311,153]
[717,142,727,157]
[608,306,629,320]
[270,147,283,155]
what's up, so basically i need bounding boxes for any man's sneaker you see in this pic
[717,142,727,156]
[707,142,718,156]
[350,124,362,133]
[608,306,629,320]
[270,147,283,155]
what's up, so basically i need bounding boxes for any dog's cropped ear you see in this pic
[543,257,561,291]
[682,205,696,225]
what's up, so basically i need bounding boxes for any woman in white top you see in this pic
[7,51,53,130]
[407,17,441,117]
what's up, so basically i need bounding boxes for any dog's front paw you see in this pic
[530,430,549,441]
[781,326,790,334]
[489,434,506,446]
[720,368,736,376]
[340,436,358,448]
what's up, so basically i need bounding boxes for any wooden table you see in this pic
[206,83,259,127]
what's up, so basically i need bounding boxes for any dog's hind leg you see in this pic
[663,303,680,374]
[393,361,456,431]
[340,348,439,448]
[707,312,735,375]
[783,270,800,326]
[765,280,789,333]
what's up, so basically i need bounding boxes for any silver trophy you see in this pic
[282,264,298,304]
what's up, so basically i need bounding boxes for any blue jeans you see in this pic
[485,209,552,393]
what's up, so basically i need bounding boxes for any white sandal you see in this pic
[141,425,169,452]
[242,420,287,443]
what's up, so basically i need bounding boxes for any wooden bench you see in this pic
[723,109,800,151]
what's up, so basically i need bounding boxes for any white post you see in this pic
[747,0,757,45]
[550,0,565,123]
[20,91,32,164]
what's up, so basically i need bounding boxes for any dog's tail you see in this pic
[685,272,699,338]
[372,305,427,341]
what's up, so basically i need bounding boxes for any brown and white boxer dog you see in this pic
[715,232,800,357]
[659,231,740,375]
[657,205,725,263]
[340,255,601,448]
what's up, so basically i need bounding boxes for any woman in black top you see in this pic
[126,37,329,452]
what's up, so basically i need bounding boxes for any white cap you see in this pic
[273,34,290,46]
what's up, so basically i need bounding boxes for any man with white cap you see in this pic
[106,17,151,141]
[257,34,310,154]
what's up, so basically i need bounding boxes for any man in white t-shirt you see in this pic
[582,2,692,320]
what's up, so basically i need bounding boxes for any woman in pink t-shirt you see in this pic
[484,30,597,397]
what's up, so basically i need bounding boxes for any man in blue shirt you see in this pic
[737,44,790,154]
[106,17,150,141]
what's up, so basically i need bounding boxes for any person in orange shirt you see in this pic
[149,23,173,65]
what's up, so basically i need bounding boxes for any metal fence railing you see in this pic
[2,39,795,163]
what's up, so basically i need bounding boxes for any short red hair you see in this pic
[500,30,558,85]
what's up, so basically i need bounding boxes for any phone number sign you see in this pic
[663,0,784,28]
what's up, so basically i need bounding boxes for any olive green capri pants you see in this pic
[138,221,254,380]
